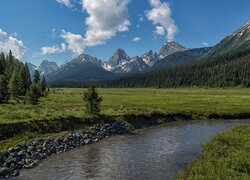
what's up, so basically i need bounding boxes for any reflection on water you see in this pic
[17,120,249,180]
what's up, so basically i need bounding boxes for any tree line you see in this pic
[96,48,250,88]
[0,51,47,104]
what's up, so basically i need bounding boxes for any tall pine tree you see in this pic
[8,66,22,100]
[0,74,9,103]
[41,75,46,93]
[33,70,40,83]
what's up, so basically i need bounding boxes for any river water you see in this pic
[17,120,249,180]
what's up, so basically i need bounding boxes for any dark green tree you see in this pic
[0,75,9,103]
[8,66,22,100]
[0,52,6,74]
[83,84,102,116]
[26,83,42,105]
[33,70,40,83]
[41,75,47,93]
[20,63,31,95]
[5,50,16,81]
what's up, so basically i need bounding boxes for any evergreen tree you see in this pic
[33,70,40,83]
[20,63,31,95]
[41,75,47,93]
[83,84,102,116]
[8,66,22,99]
[26,83,42,105]
[5,50,15,81]
[0,75,9,103]
[0,52,6,74]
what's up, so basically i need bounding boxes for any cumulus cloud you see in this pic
[0,28,25,59]
[55,0,72,7]
[132,37,141,42]
[50,0,131,56]
[82,0,130,46]
[146,0,178,41]
[41,43,67,55]
[60,30,85,55]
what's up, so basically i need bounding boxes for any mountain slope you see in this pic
[27,63,37,79]
[122,56,149,73]
[39,60,58,76]
[103,48,151,73]
[151,47,211,71]
[159,41,187,58]
[47,54,114,82]
[206,21,250,56]
[103,48,130,73]
[96,21,250,88]
[141,50,159,66]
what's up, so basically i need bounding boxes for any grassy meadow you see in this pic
[178,125,250,179]
[1,88,250,124]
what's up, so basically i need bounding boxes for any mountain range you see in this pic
[28,60,59,78]
[97,21,250,88]
[27,21,250,85]
[28,40,195,82]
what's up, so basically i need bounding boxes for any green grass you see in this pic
[178,125,250,179]
[0,88,250,124]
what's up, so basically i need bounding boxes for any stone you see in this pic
[12,170,19,177]
[84,139,92,144]
[23,160,39,169]
[0,167,10,177]
[5,156,15,164]
[17,150,25,157]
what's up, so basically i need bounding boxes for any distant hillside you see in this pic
[47,54,115,82]
[151,47,211,71]
[96,21,250,88]
[97,48,250,88]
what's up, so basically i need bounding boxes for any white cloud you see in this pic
[146,0,178,41]
[0,28,25,59]
[52,0,131,56]
[155,26,165,36]
[55,0,72,7]
[132,37,141,42]
[41,43,67,55]
[61,30,85,55]
[82,0,130,46]
[202,42,209,46]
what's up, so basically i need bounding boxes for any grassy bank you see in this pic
[0,88,250,150]
[1,88,250,124]
[178,125,250,179]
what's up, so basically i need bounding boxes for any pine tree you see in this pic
[33,70,40,83]
[20,63,31,95]
[41,75,47,94]
[5,50,15,81]
[26,83,42,105]
[8,66,22,100]
[0,75,9,103]
[0,52,6,74]
[83,84,102,116]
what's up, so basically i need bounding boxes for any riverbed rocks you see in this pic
[0,122,129,178]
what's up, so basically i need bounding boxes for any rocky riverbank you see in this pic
[0,122,129,178]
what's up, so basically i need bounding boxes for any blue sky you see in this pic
[0,0,249,66]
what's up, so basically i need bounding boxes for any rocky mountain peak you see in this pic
[141,50,159,66]
[159,41,187,58]
[108,48,130,66]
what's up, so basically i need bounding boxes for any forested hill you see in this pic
[96,48,250,88]
[96,21,250,88]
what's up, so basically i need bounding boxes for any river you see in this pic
[17,120,249,180]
